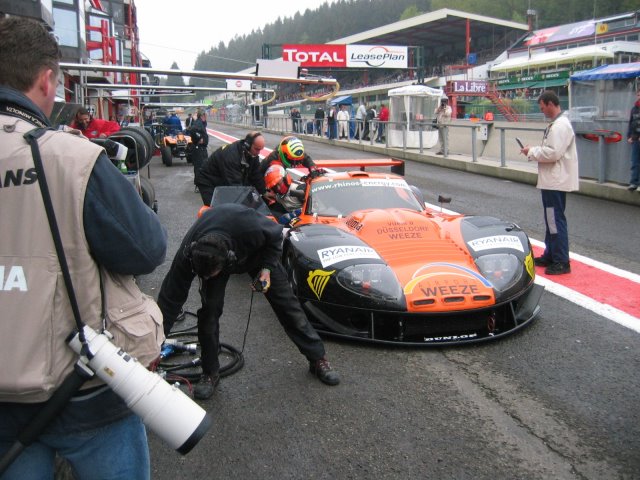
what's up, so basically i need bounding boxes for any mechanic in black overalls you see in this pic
[189,111,208,193]
[157,203,340,399]
[195,131,267,206]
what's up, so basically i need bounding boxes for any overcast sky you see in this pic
[134,0,336,71]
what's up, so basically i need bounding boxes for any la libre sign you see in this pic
[282,44,408,69]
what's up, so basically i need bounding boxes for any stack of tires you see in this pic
[107,126,158,213]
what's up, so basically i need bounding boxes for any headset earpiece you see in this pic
[243,132,260,152]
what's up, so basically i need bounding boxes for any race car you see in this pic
[280,159,544,346]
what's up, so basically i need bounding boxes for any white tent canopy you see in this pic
[388,84,443,97]
[387,85,444,149]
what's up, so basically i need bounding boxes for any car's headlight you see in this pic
[475,253,523,292]
[336,264,402,301]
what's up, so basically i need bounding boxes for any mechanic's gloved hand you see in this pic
[278,209,302,226]
[308,167,327,179]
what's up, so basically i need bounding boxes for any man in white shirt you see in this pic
[521,90,579,275]
[434,97,452,154]
[337,105,350,139]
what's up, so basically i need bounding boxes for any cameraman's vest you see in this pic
[0,116,162,402]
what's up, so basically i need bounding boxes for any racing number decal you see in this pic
[307,269,335,300]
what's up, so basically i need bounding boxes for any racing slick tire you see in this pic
[121,126,155,159]
[108,128,151,170]
[161,145,173,166]
[139,176,156,211]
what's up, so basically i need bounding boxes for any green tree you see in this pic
[400,5,423,20]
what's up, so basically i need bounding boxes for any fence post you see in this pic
[500,128,506,167]
[471,126,477,162]
[402,124,407,152]
[598,133,606,183]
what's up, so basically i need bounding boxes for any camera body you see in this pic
[67,326,212,455]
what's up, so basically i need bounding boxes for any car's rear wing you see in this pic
[313,158,405,176]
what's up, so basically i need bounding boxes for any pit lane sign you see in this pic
[282,44,408,69]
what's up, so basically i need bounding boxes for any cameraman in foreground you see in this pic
[0,17,167,479]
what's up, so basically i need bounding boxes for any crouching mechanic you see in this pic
[157,203,340,400]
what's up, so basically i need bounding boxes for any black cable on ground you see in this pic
[159,310,246,381]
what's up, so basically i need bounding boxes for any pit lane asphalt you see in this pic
[138,126,640,480]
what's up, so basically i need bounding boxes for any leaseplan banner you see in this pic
[282,44,408,69]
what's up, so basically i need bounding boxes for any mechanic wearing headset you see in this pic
[157,203,340,400]
[195,131,267,206]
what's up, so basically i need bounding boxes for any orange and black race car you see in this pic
[281,159,544,346]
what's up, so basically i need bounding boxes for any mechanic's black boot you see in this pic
[194,373,220,399]
[309,357,340,386]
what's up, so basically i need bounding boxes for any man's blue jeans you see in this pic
[540,189,569,264]
[630,140,640,186]
[0,413,149,480]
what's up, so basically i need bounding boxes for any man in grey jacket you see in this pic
[521,90,579,275]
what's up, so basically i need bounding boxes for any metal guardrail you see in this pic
[209,113,628,185]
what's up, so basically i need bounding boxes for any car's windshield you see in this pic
[308,177,423,216]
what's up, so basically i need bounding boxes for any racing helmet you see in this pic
[264,164,291,195]
[277,136,305,167]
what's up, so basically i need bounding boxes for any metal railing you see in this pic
[208,112,627,184]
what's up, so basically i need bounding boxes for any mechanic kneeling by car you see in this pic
[157,203,340,400]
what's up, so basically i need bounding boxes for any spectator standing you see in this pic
[196,131,267,206]
[337,104,350,139]
[327,106,337,139]
[0,16,167,478]
[314,107,325,136]
[520,90,579,276]
[157,204,340,400]
[291,108,301,133]
[355,102,367,139]
[434,97,452,154]
[376,104,389,143]
[362,105,376,141]
[70,107,120,139]
[626,90,640,191]
[185,112,194,129]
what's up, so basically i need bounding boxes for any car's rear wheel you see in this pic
[161,146,173,166]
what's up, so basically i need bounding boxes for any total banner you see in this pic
[282,44,408,69]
